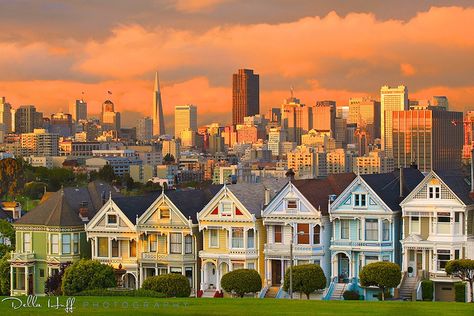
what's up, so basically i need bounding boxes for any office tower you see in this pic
[153,72,166,136]
[222,126,237,148]
[15,105,43,134]
[336,105,349,119]
[174,104,197,139]
[287,145,327,179]
[392,110,463,172]
[50,112,73,137]
[348,97,381,140]
[313,100,336,135]
[268,127,286,157]
[463,111,474,160]
[20,128,59,156]
[69,99,87,122]
[137,117,153,141]
[232,69,259,125]
[162,139,180,161]
[354,150,394,175]
[380,85,408,155]
[101,100,120,131]
[431,96,449,110]
[267,108,281,123]
[208,134,225,155]
[0,97,12,142]
[334,117,347,148]
[281,95,308,144]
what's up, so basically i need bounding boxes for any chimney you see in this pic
[470,149,474,199]
[399,168,404,198]
[264,188,271,206]
[79,207,89,222]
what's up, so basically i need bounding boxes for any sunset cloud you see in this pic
[0,5,473,131]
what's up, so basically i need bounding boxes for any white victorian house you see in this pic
[400,170,474,301]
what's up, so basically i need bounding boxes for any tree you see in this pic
[122,173,135,190]
[360,262,401,301]
[283,264,326,299]
[221,269,262,298]
[446,259,474,303]
[45,262,71,295]
[97,165,116,183]
[0,219,15,258]
[61,259,116,295]
[0,158,25,199]
[23,182,47,200]
[0,253,10,295]
[142,274,191,297]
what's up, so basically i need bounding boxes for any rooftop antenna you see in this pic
[290,85,294,99]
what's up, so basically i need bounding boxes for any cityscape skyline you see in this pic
[0,3,474,132]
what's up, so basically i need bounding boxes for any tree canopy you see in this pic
[360,262,401,301]
[221,269,262,298]
[283,264,326,299]
[446,259,474,303]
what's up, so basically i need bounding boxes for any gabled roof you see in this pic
[113,185,223,224]
[361,168,424,210]
[433,170,473,205]
[226,179,288,216]
[292,173,356,215]
[15,189,84,226]
[15,180,120,227]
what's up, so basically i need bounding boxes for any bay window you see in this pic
[232,228,244,248]
[210,229,219,248]
[313,225,320,244]
[170,233,182,254]
[62,234,71,254]
[341,220,349,239]
[382,220,390,241]
[274,225,282,243]
[51,234,59,254]
[247,229,255,248]
[297,223,310,244]
[185,235,193,254]
[365,219,378,241]
[98,237,108,257]
[111,239,119,257]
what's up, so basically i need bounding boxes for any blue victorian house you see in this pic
[325,168,423,300]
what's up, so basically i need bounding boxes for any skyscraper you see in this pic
[69,99,87,122]
[380,85,408,155]
[137,117,153,141]
[15,105,43,134]
[313,100,336,135]
[392,109,463,172]
[101,100,120,131]
[232,69,259,125]
[153,72,165,136]
[280,95,308,144]
[0,97,12,141]
[174,104,197,139]
[348,97,381,140]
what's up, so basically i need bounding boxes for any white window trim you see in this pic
[220,201,233,217]
[353,193,367,208]
[106,213,119,226]
[209,229,219,248]
[428,185,441,199]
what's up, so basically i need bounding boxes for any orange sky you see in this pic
[0,2,473,131]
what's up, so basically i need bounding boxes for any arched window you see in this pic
[313,225,321,244]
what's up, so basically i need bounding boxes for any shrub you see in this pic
[142,274,191,297]
[221,269,262,298]
[421,280,433,301]
[454,282,466,302]
[61,259,116,295]
[343,290,359,300]
[360,262,401,301]
[446,259,474,303]
[283,264,326,299]
[0,253,10,295]
[45,262,70,295]
[76,288,166,298]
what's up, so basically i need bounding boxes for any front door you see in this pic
[416,252,423,273]
[28,273,34,295]
[271,260,282,285]
[338,254,349,282]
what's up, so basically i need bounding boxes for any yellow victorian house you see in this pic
[198,180,287,297]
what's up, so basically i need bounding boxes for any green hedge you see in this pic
[343,290,359,300]
[454,282,466,302]
[221,269,262,298]
[76,288,166,297]
[421,280,433,301]
[61,259,116,295]
[142,274,191,297]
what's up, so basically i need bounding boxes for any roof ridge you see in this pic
[44,192,64,225]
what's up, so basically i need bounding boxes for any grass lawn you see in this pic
[0,297,473,316]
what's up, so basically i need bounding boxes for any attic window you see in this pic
[160,208,170,219]
[287,199,297,210]
[428,186,441,199]
[220,202,232,216]
[107,214,117,224]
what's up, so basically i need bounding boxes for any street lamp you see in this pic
[288,223,305,299]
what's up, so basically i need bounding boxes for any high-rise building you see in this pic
[281,95,309,144]
[380,85,408,155]
[392,109,463,172]
[287,145,327,179]
[20,128,59,157]
[101,100,120,131]
[0,97,12,142]
[232,69,259,125]
[313,100,336,135]
[137,117,153,141]
[15,105,43,134]
[50,112,73,137]
[326,149,354,174]
[174,104,197,139]
[69,99,87,122]
[354,150,394,175]
[152,72,166,136]
[348,97,381,140]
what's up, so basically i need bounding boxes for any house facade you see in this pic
[198,180,286,295]
[400,170,474,301]
[328,168,423,300]
[10,182,113,296]
[262,174,355,293]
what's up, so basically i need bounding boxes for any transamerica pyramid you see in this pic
[152,71,165,136]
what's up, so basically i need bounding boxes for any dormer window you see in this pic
[160,208,170,219]
[354,194,367,207]
[287,199,297,211]
[428,186,441,199]
[220,202,233,217]
[107,214,117,225]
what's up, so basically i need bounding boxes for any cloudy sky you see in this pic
[1,0,473,131]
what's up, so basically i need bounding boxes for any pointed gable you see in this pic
[263,182,316,216]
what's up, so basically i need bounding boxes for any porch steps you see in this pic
[201,290,216,298]
[330,283,347,300]
[399,277,418,300]
[264,286,280,298]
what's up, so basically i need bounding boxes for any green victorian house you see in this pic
[10,181,114,296]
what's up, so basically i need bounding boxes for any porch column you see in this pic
[166,233,169,254]
[201,263,205,290]
[280,259,285,284]
[139,264,143,287]
[422,250,426,273]
[265,259,270,284]
[24,266,28,294]
[155,263,158,276]
[108,237,112,258]
[216,262,220,291]
[181,233,185,255]
[402,248,408,271]
[331,255,337,278]
[10,265,13,294]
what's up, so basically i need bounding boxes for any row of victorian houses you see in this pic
[9,166,474,301]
